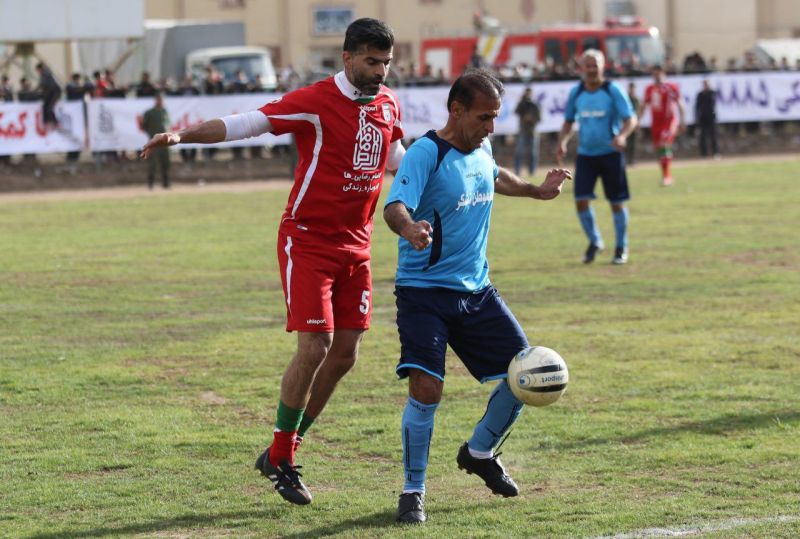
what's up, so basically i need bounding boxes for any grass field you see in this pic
[1,158,799,538]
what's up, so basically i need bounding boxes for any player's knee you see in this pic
[327,351,358,377]
[408,369,443,404]
[296,333,333,366]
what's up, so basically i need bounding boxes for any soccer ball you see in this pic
[507,346,569,407]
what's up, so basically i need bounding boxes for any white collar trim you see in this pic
[334,70,375,100]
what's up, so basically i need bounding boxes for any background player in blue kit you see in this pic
[556,49,638,265]
[383,69,571,524]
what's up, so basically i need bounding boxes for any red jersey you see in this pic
[644,82,681,124]
[259,72,403,248]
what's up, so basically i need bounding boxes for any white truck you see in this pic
[77,19,277,89]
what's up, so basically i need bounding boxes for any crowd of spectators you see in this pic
[1,48,798,104]
[1,48,798,171]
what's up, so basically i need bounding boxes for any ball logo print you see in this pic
[507,347,569,406]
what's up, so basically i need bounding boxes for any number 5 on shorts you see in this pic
[359,290,371,315]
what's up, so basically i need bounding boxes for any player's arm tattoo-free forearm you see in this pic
[495,168,536,198]
[383,202,415,237]
[177,119,227,144]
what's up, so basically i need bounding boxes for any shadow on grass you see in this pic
[24,507,415,539]
[24,510,270,539]
[553,410,800,449]
[280,508,408,538]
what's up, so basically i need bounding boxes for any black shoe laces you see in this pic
[489,430,513,472]
[277,463,304,487]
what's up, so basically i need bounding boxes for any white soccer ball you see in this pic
[507,346,569,407]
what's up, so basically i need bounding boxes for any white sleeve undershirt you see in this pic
[387,139,406,171]
[221,110,272,141]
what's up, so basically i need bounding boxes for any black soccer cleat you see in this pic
[396,492,426,524]
[583,243,604,264]
[456,442,519,497]
[255,448,312,505]
[612,247,629,265]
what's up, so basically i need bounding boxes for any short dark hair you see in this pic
[447,68,504,112]
[343,18,394,53]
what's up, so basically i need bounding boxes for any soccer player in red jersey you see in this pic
[640,65,685,186]
[140,18,404,505]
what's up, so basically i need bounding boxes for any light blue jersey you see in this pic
[564,80,634,156]
[385,130,499,292]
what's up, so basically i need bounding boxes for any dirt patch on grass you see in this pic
[200,391,228,405]
[725,247,797,268]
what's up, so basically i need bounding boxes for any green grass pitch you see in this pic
[1,158,798,538]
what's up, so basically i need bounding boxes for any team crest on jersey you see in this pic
[382,103,392,122]
[353,108,382,170]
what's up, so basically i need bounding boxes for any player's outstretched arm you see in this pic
[495,167,571,200]
[139,119,226,159]
[383,202,432,251]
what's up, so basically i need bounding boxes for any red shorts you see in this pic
[277,231,372,333]
[651,116,679,146]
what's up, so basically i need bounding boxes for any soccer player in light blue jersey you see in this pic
[556,49,638,265]
[383,69,571,524]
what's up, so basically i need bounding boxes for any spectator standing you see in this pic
[0,75,12,101]
[513,87,541,176]
[228,70,251,159]
[626,82,640,165]
[17,78,42,170]
[135,72,158,97]
[65,73,90,166]
[35,63,62,132]
[695,80,719,158]
[202,66,224,161]
[92,71,108,98]
[0,75,12,166]
[175,75,200,164]
[470,45,486,69]
[140,93,171,189]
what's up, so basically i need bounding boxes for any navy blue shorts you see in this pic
[574,151,630,203]
[394,286,529,383]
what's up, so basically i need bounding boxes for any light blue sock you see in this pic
[578,208,603,246]
[613,206,629,249]
[401,397,438,493]
[468,380,524,454]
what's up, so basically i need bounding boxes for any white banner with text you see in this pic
[2,71,800,154]
[0,101,86,155]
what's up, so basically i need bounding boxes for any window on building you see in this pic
[544,39,562,65]
[312,7,355,35]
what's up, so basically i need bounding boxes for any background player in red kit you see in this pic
[640,65,685,186]
[140,18,404,505]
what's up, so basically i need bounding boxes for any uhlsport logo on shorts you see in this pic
[306,318,327,325]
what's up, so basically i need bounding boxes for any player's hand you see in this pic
[612,135,627,151]
[536,168,572,200]
[402,220,433,250]
[139,132,181,159]
[678,123,687,135]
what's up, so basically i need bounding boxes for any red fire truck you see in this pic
[420,16,665,78]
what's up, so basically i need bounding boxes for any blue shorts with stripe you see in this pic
[394,285,529,383]
[574,151,630,203]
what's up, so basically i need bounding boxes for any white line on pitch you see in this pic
[587,515,799,538]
